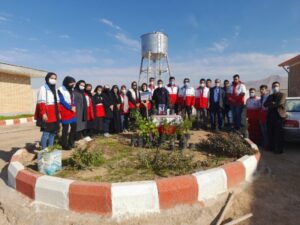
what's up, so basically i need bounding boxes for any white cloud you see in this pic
[0,15,8,22]
[114,33,139,51]
[208,39,229,53]
[59,34,70,39]
[100,18,122,31]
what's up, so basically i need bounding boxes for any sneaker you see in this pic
[84,136,93,142]
[104,133,111,137]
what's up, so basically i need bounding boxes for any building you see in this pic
[278,54,300,97]
[0,62,47,115]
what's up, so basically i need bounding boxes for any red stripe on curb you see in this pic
[156,175,198,209]
[27,117,33,122]
[0,120,5,126]
[16,170,40,199]
[222,162,245,189]
[13,119,20,124]
[69,181,112,215]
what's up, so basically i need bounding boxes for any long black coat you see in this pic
[102,91,114,119]
[110,91,122,133]
[74,89,87,132]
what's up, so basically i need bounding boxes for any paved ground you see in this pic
[0,123,299,225]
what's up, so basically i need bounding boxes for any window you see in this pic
[286,99,300,112]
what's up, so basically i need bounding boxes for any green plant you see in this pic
[176,119,192,136]
[64,148,104,170]
[197,132,257,158]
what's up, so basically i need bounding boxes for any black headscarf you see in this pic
[45,72,59,123]
[63,76,76,92]
[75,80,86,93]
[75,80,88,120]
[94,85,103,96]
[85,84,93,97]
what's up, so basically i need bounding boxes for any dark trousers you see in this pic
[196,108,208,129]
[121,114,129,131]
[103,118,111,134]
[231,105,244,130]
[169,104,177,115]
[61,123,76,147]
[210,104,223,130]
[223,104,230,126]
[181,106,192,120]
[267,115,284,153]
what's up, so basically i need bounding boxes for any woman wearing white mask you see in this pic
[120,85,129,132]
[34,72,61,150]
[73,80,88,140]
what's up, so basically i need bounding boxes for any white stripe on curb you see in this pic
[7,161,24,188]
[112,181,160,217]
[193,168,227,201]
[35,176,74,209]
[19,118,27,124]
[5,119,14,126]
[237,155,258,182]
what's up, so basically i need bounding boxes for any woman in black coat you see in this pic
[102,85,114,137]
[93,85,105,135]
[110,85,122,133]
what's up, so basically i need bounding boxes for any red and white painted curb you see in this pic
[0,117,34,126]
[7,139,261,218]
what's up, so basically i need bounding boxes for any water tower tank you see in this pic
[141,32,168,60]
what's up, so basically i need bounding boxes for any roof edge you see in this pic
[0,62,47,78]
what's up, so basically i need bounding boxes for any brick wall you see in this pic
[0,73,34,115]
[289,63,300,97]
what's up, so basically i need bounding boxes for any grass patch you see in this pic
[0,114,33,120]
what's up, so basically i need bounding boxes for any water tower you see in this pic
[138,32,171,84]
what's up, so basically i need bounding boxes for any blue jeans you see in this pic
[41,132,56,149]
[231,105,244,130]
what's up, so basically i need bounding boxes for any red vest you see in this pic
[195,87,209,109]
[165,84,178,105]
[85,93,94,121]
[178,86,195,107]
[128,89,140,109]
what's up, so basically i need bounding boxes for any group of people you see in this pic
[35,72,286,154]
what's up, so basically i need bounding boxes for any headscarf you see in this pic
[75,80,86,93]
[45,72,59,122]
[94,85,103,96]
[75,80,87,121]
[63,76,76,93]
[85,83,93,97]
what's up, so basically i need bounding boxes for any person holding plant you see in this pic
[58,76,77,150]
[152,79,169,115]
[178,78,195,120]
[139,83,152,118]
[35,72,61,150]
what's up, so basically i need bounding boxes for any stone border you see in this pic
[7,138,260,218]
[0,117,34,126]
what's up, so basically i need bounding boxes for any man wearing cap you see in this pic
[165,76,179,115]
[178,78,195,120]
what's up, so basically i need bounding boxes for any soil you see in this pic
[22,130,236,183]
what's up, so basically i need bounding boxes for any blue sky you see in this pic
[0,0,299,88]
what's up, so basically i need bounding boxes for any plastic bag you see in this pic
[38,149,62,175]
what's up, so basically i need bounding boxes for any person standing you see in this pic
[152,80,169,115]
[258,85,269,149]
[165,76,178,115]
[35,72,61,150]
[139,83,152,118]
[246,88,261,144]
[227,74,247,131]
[195,79,209,130]
[206,79,212,89]
[264,82,286,154]
[120,85,129,132]
[178,78,195,120]
[93,85,105,135]
[209,79,225,130]
[102,85,114,137]
[127,81,140,121]
[110,85,122,133]
[74,80,88,140]
[222,79,231,127]
[148,77,157,96]
[84,84,95,138]
[58,76,76,150]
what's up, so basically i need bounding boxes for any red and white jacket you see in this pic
[34,84,61,123]
[120,93,129,114]
[128,89,140,109]
[148,85,157,96]
[58,86,76,123]
[165,84,178,105]
[246,97,261,119]
[178,86,195,107]
[228,82,247,106]
[195,86,209,109]
[85,93,94,121]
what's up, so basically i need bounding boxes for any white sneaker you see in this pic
[84,136,93,142]
[104,133,111,137]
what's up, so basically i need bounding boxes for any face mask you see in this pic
[215,83,220,87]
[79,86,85,90]
[250,93,255,97]
[121,89,126,94]
[273,87,280,93]
[158,84,163,88]
[184,82,189,87]
[200,83,205,88]
[49,78,56,85]
[170,81,175,85]
[97,90,102,94]
[150,81,154,85]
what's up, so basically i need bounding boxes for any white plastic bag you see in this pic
[38,149,62,175]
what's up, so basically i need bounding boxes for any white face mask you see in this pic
[250,92,255,97]
[273,87,280,93]
[150,81,154,85]
[79,85,85,90]
[215,83,220,87]
[97,90,102,94]
[121,89,126,94]
[184,82,189,87]
[158,84,163,88]
[49,78,56,85]
[200,83,205,88]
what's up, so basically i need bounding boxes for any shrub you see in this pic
[197,132,257,158]
[64,148,104,170]
[137,149,197,176]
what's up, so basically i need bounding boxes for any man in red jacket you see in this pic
[195,79,210,129]
[178,78,195,120]
[165,76,178,115]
